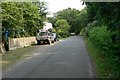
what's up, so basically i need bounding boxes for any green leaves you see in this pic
[74,8,88,34]
[2,2,47,37]
[55,8,81,34]
[88,26,112,48]
[55,19,70,38]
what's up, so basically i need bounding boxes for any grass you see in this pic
[83,36,120,78]
[1,46,34,71]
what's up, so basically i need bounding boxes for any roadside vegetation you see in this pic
[48,2,120,78]
[84,37,120,78]
[55,19,70,38]
[82,2,120,78]
[2,2,47,38]
[47,8,81,37]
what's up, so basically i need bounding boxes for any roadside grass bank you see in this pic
[83,36,120,78]
[1,46,34,71]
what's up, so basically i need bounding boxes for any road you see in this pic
[3,36,97,78]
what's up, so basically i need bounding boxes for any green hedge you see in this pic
[88,26,112,51]
[85,25,119,56]
[85,25,120,77]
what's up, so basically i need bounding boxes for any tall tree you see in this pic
[54,8,81,33]
[2,1,48,37]
[55,19,70,38]
[74,8,88,34]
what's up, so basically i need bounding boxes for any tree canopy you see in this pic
[48,8,81,34]
[2,1,48,38]
[55,19,70,38]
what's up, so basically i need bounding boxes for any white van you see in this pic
[36,31,54,45]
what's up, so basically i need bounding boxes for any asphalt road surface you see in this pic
[3,36,97,78]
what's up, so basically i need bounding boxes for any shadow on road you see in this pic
[31,43,50,46]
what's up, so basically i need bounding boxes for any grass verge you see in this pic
[83,36,120,78]
[1,46,34,71]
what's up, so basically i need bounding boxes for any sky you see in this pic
[41,0,86,17]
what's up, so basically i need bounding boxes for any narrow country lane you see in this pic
[3,36,97,78]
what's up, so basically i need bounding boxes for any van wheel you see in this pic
[54,39,56,42]
[37,42,40,45]
[48,40,51,45]
[52,40,54,43]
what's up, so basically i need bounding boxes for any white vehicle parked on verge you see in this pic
[36,31,54,45]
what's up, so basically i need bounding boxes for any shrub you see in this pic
[87,26,112,52]
[85,25,120,77]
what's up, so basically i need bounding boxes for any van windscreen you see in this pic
[39,32,47,36]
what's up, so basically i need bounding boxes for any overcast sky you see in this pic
[41,0,86,17]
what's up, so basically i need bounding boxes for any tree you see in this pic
[2,1,48,37]
[74,8,88,34]
[54,8,81,33]
[2,2,23,37]
[84,2,120,56]
[81,2,120,77]
[47,17,56,28]
[55,19,70,38]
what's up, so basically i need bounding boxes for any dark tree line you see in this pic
[84,2,120,56]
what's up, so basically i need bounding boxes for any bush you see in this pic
[84,26,120,78]
[85,25,119,57]
[55,19,70,38]
[88,26,112,51]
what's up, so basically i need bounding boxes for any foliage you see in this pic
[55,19,70,38]
[82,2,120,77]
[84,37,120,78]
[88,26,112,51]
[2,2,47,38]
[52,27,56,33]
[85,2,120,30]
[74,8,88,34]
[53,8,81,34]
[83,2,120,56]
[2,2,22,37]
[47,17,56,28]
